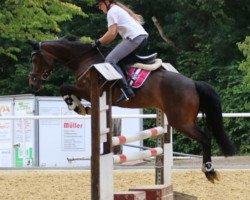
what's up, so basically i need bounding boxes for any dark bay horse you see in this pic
[28,36,235,182]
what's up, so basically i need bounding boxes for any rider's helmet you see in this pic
[96,0,115,10]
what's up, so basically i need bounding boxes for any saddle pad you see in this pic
[127,67,151,88]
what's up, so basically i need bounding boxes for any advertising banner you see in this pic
[14,99,35,167]
[0,101,13,167]
[38,99,89,167]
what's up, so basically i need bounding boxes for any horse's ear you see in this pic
[26,40,40,50]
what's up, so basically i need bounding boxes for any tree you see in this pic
[0,0,86,60]
[122,0,250,155]
[0,0,86,95]
[238,36,250,92]
[0,0,249,154]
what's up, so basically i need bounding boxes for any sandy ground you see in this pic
[0,169,249,200]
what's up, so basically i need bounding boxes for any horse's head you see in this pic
[27,36,106,92]
[28,41,57,92]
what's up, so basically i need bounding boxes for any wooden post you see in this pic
[112,118,122,154]
[155,109,165,184]
[90,69,101,200]
[155,109,172,186]
[87,63,120,200]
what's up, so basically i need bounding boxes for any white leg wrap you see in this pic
[63,95,77,110]
[202,162,214,173]
[71,94,81,106]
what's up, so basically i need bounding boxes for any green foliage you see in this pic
[127,0,250,155]
[0,0,86,59]
[0,0,86,96]
[238,36,250,109]
[0,0,249,155]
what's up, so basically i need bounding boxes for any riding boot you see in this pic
[112,64,135,103]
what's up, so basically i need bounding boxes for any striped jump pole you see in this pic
[112,126,164,146]
[113,147,163,164]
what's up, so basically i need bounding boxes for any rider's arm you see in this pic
[99,24,118,45]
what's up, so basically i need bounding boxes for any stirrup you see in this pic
[116,93,129,103]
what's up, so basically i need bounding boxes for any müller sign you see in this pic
[64,122,83,129]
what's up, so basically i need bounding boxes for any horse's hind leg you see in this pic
[176,124,219,183]
[196,127,220,183]
[59,84,91,115]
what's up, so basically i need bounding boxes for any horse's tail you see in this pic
[195,81,236,156]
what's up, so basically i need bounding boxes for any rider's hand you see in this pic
[91,39,101,48]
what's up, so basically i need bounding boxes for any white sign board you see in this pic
[0,101,13,167]
[38,98,142,167]
[13,99,35,167]
[38,99,91,167]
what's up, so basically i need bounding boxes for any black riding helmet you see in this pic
[96,0,115,10]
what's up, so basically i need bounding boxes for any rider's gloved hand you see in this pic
[91,39,101,48]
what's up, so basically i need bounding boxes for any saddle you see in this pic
[120,53,178,88]
[133,53,158,64]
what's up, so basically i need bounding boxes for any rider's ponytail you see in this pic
[114,1,145,25]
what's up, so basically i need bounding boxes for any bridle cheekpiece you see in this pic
[29,43,54,83]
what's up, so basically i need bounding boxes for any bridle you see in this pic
[29,50,54,83]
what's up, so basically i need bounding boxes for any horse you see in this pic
[28,36,235,183]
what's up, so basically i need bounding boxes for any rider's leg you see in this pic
[105,35,148,102]
[113,64,135,102]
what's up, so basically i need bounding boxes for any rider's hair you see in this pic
[110,1,144,25]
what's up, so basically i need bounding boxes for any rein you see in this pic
[96,47,106,60]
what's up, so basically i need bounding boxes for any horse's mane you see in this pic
[60,35,93,50]
[61,35,110,55]
[62,35,80,42]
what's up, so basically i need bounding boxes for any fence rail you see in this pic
[0,113,249,120]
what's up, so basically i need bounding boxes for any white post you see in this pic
[163,115,173,186]
[99,92,113,200]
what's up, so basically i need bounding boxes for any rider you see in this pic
[93,0,148,103]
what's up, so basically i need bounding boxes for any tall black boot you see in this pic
[112,64,135,103]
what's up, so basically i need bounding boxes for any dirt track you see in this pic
[0,169,249,200]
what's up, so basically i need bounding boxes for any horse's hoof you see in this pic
[205,170,220,183]
[74,105,87,115]
[202,162,220,183]
[85,106,91,115]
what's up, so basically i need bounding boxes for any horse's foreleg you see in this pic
[63,94,90,115]
[60,84,91,115]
